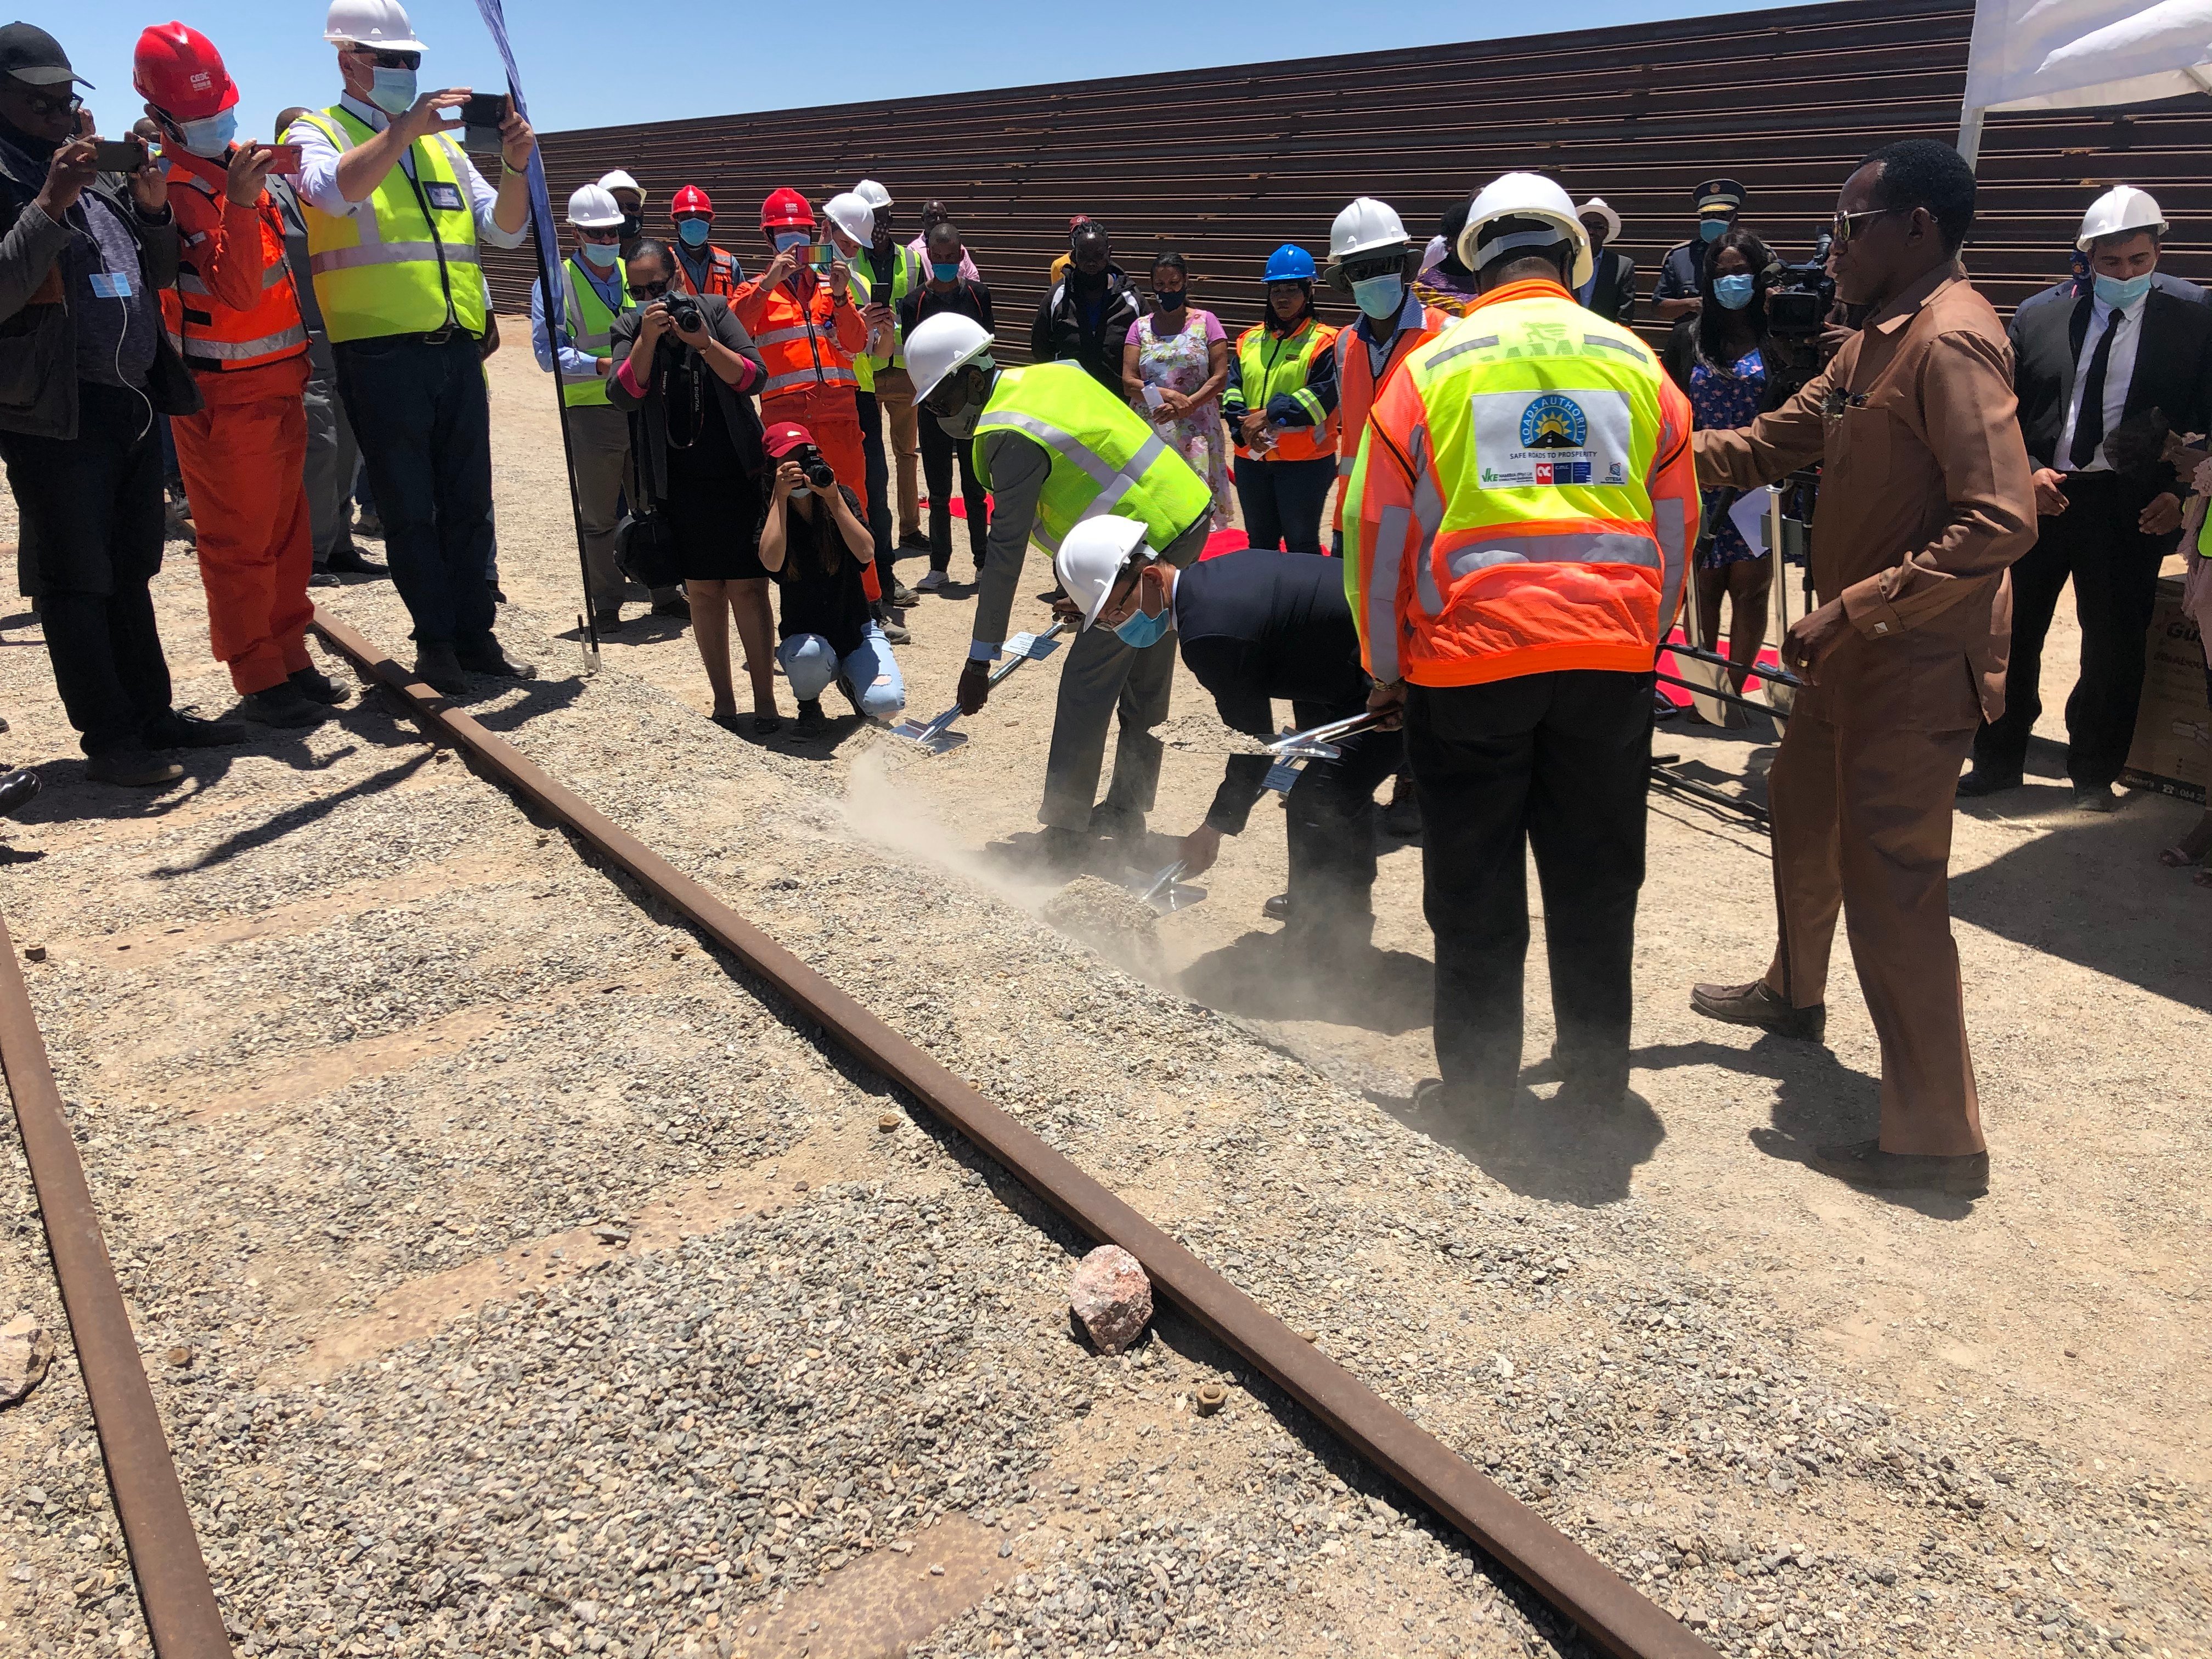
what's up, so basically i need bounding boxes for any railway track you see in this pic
[0,608,1713,1658]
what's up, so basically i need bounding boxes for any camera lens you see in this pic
[804,460,836,489]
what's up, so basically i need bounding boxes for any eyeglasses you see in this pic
[345,47,422,69]
[632,279,671,299]
[1830,207,1899,246]
[18,89,81,122]
[577,226,620,242]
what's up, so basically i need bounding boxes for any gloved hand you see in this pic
[956,657,993,715]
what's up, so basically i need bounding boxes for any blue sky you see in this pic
[49,0,1797,139]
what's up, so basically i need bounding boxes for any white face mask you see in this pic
[788,484,812,499]
[368,65,417,116]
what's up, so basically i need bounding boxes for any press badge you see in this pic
[87,272,133,299]
[1471,388,1632,488]
[424,182,464,212]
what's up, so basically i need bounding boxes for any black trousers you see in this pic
[1234,455,1335,554]
[334,335,496,648]
[918,407,988,572]
[1281,696,1402,933]
[1407,670,1653,1099]
[0,382,174,755]
[857,388,893,563]
[1973,469,2169,789]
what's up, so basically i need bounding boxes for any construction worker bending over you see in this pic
[1057,522,1402,960]
[138,24,348,729]
[906,312,1214,868]
[286,0,536,696]
[1222,245,1338,553]
[1348,173,1696,1113]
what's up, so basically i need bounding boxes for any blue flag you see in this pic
[470,0,565,335]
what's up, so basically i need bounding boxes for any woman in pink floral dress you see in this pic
[1120,253,1234,529]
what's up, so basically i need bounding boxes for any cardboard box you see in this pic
[2121,575,2209,805]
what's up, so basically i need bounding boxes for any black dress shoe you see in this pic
[412,644,469,697]
[1690,979,1825,1041]
[1809,1137,1989,1198]
[651,596,690,618]
[239,684,331,728]
[1955,765,2022,798]
[0,768,41,817]
[324,543,388,578]
[2073,783,2117,813]
[1263,891,1293,922]
[289,667,351,706]
[592,608,624,635]
[144,710,249,749]
[308,567,342,588]
[86,749,183,788]
[455,642,537,680]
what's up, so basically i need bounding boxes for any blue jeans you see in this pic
[776,622,906,719]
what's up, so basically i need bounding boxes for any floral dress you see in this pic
[1689,346,1769,567]
[1133,310,1235,529]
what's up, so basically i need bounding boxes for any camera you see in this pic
[792,444,836,490]
[662,291,702,335]
[1762,229,1837,403]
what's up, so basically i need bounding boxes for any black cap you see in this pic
[1695,177,1746,215]
[0,22,90,88]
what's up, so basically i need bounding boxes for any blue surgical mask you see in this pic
[1113,603,1170,649]
[932,259,960,281]
[1351,272,1404,320]
[774,230,810,255]
[676,218,710,247]
[368,66,417,116]
[1712,273,1756,311]
[176,110,235,159]
[579,240,619,270]
[1699,218,1727,243]
[2093,270,2152,309]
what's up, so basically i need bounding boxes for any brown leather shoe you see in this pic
[1810,1137,1989,1198]
[1691,979,1825,1041]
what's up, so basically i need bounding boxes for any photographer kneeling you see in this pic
[607,240,776,732]
[757,421,906,740]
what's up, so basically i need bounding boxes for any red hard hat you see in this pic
[761,188,815,232]
[672,184,713,219]
[132,21,239,123]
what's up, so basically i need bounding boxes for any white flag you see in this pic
[1961,0,2212,161]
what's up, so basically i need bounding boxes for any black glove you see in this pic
[956,656,993,715]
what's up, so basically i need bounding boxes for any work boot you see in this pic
[888,578,920,608]
[325,542,387,578]
[144,709,249,749]
[1809,1137,1989,1199]
[592,607,624,636]
[455,638,537,680]
[1381,775,1421,837]
[2073,783,2117,813]
[1955,765,2022,798]
[0,768,38,817]
[1690,979,1825,1042]
[898,529,932,552]
[412,642,469,697]
[1034,825,1092,874]
[239,682,331,728]
[877,610,912,645]
[289,667,351,706]
[85,749,183,788]
[1090,803,1146,850]
[652,595,690,619]
[308,565,342,589]
[793,698,829,739]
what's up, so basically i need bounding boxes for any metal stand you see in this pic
[522,206,601,669]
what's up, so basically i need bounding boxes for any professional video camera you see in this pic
[1762,229,1835,402]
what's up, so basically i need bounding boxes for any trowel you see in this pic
[888,622,1068,755]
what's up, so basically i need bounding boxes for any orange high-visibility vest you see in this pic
[672,244,742,299]
[1331,297,1447,534]
[160,162,309,374]
[730,271,858,403]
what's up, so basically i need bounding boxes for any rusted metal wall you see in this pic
[483,0,2212,352]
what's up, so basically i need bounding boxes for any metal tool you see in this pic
[1132,857,1204,914]
[1262,709,1383,762]
[889,622,1068,755]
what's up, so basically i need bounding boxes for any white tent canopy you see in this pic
[1960,0,2212,163]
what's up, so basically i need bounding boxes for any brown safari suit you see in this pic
[1697,262,2036,1155]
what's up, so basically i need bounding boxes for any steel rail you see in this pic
[312,608,1712,1659]
[0,913,230,1658]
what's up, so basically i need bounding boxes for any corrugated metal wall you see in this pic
[483,0,2212,351]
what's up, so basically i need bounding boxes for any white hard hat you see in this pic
[905,311,995,402]
[1053,517,1150,631]
[1459,172,1593,289]
[823,192,874,247]
[598,170,642,197]
[854,178,893,211]
[1577,196,1623,243]
[2077,185,2166,250]
[1329,198,1410,263]
[325,0,425,52]
[566,184,623,230]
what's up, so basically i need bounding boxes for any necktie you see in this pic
[2070,307,2125,469]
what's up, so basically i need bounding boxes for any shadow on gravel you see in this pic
[148,748,436,874]
[1371,1083,1663,1207]
[1178,929,1434,1035]
[456,673,589,735]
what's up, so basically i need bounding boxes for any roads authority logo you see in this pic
[1472,387,1631,489]
[1520,394,1588,449]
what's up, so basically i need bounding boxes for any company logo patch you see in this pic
[1520,393,1588,449]
[425,182,465,212]
[1473,387,1634,490]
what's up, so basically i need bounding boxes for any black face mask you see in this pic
[618,214,641,242]
[1153,287,1185,311]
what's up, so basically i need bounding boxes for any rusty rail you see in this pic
[0,913,229,1658]
[312,608,1712,1659]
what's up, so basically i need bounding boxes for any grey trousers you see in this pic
[302,356,358,564]
[1039,517,1208,830]
[569,404,634,614]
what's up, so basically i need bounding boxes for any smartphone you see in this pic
[89,138,146,173]
[461,92,509,128]
[809,242,833,272]
[263,143,303,176]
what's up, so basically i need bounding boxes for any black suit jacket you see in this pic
[1582,249,1637,329]
[2008,273,2212,489]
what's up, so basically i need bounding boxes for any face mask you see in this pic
[176,110,236,159]
[618,215,641,242]
[579,240,619,270]
[1699,218,1727,244]
[1153,287,1186,311]
[1113,603,1170,649]
[932,260,961,281]
[936,398,983,440]
[787,484,812,499]
[1351,273,1404,320]
[677,218,710,247]
[1712,273,1756,311]
[2093,270,2152,309]
[774,230,810,255]
[368,66,417,116]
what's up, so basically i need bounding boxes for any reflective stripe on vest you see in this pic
[971,362,1211,555]
[159,166,311,373]
[747,277,857,401]
[1330,301,1443,529]
[857,244,918,368]
[845,264,876,394]
[1229,319,1338,463]
[557,256,630,407]
[295,108,486,344]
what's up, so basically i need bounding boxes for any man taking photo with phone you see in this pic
[284,0,536,696]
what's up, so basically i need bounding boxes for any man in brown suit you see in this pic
[1688,139,2036,1199]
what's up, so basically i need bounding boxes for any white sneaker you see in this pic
[916,569,947,592]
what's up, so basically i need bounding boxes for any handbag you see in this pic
[614,505,684,591]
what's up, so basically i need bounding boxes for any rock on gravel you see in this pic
[1069,1246,1153,1355]
[0,1313,53,1405]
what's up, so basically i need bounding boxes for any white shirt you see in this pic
[2053,290,2141,473]
[286,95,526,252]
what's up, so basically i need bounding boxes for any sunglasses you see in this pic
[18,88,81,122]
[577,225,621,242]
[633,279,672,299]
[921,376,972,416]
[346,47,422,69]
[1830,206,1899,246]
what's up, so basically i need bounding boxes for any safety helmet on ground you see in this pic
[671,184,712,219]
[566,183,623,230]
[324,0,424,52]
[854,178,893,212]
[133,22,238,122]
[2077,185,2166,250]
[905,311,994,403]
[1263,244,1318,284]
[823,192,874,247]
[1053,517,1150,631]
[1577,196,1622,244]
[1328,198,1409,264]
[760,188,815,232]
[1458,172,1593,289]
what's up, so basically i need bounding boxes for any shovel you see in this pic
[1132,857,1205,915]
[1262,710,1383,763]
[888,622,1069,756]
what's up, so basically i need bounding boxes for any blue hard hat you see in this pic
[1262,243,1317,283]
